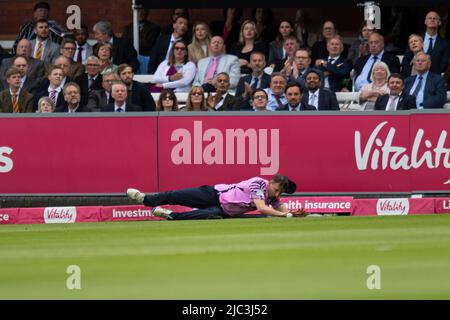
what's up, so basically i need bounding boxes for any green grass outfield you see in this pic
[1,215,450,299]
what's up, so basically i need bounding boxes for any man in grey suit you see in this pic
[0,39,45,84]
[87,71,118,112]
[193,36,240,92]
[31,19,60,65]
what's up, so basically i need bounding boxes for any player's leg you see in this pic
[127,185,220,209]
[153,206,226,220]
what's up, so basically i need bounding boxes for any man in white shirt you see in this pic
[423,11,450,74]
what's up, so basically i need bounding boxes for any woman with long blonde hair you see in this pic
[188,21,212,64]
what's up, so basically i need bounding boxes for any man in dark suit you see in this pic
[55,82,90,113]
[93,21,140,73]
[148,14,190,74]
[33,65,66,111]
[101,82,142,112]
[276,82,315,111]
[207,72,244,111]
[0,67,34,113]
[0,39,45,83]
[404,51,447,109]
[423,11,450,74]
[75,56,103,106]
[310,21,349,65]
[374,73,416,110]
[118,64,155,111]
[354,32,400,91]
[314,35,351,92]
[300,69,339,110]
[123,8,160,57]
[235,51,271,110]
[73,25,94,65]
[87,71,118,112]
[8,56,40,94]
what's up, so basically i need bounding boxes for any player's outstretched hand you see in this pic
[290,208,309,218]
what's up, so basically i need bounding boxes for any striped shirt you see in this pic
[214,177,281,216]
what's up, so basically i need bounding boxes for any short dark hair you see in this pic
[271,174,296,194]
[252,88,268,100]
[118,63,133,75]
[35,18,49,25]
[388,73,404,83]
[285,82,302,94]
[33,2,50,11]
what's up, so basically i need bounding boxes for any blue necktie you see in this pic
[412,76,423,97]
[427,38,434,54]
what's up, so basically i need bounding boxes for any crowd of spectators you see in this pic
[1,2,449,114]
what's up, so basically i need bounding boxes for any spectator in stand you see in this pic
[268,20,296,71]
[314,35,352,92]
[12,1,66,54]
[252,8,277,44]
[9,56,40,94]
[347,22,374,66]
[148,14,190,74]
[235,51,271,110]
[34,55,72,98]
[73,25,93,65]
[275,36,301,73]
[36,96,55,113]
[93,21,140,72]
[161,8,192,39]
[354,32,400,91]
[422,11,449,74]
[33,66,66,111]
[357,61,391,110]
[75,56,103,106]
[0,67,34,113]
[87,71,118,112]
[277,82,315,111]
[251,88,269,111]
[284,48,320,91]
[264,73,287,111]
[59,38,85,80]
[310,21,349,66]
[374,73,416,110]
[294,9,313,48]
[230,20,269,75]
[156,89,179,112]
[0,39,45,85]
[95,43,118,75]
[56,82,90,113]
[301,69,339,111]
[123,8,160,74]
[206,72,243,111]
[31,19,60,65]
[152,40,196,93]
[404,51,446,109]
[188,22,212,64]
[183,85,208,111]
[101,81,142,112]
[193,36,240,92]
[401,34,424,78]
[210,8,243,54]
[118,64,156,111]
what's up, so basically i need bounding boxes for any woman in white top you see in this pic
[187,22,211,64]
[152,40,197,93]
[357,61,390,110]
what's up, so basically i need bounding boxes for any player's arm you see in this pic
[253,199,290,217]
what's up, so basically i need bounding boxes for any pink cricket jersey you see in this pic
[214,177,281,216]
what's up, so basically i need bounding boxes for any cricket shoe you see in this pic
[152,206,173,219]
[126,188,145,203]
